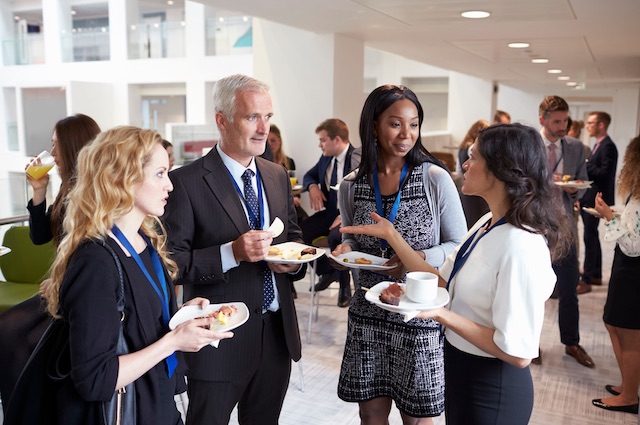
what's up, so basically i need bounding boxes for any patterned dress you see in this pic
[337,164,445,417]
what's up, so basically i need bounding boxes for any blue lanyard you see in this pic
[373,162,410,256]
[111,226,177,377]
[446,216,507,290]
[228,168,265,230]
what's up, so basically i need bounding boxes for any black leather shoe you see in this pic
[531,352,542,365]
[565,344,595,368]
[313,272,337,292]
[605,385,621,396]
[337,289,351,308]
[592,398,639,414]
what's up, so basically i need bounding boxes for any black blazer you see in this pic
[581,135,618,206]
[302,144,359,208]
[163,148,303,381]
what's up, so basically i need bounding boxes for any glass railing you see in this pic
[2,34,45,65]
[62,27,111,62]
[205,17,252,56]
[128,20,186,59]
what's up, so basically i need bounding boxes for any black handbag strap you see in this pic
[99,239,126,314]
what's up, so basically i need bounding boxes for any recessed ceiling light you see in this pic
[71,10,76,15]
[508,42,530,49]
[167,0,174,5]
[531,58,549,64]
[242,16,249,22]
[558,76,570,81]
[566,82,578,86]
[461,10,491,19]
[14,16,20,20]
[547,69,562,74]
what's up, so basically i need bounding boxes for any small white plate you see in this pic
[328,251,397,271]
[0,246,11,256]
[169,302,249,345]
[265,241,325,264]
[582,206,622,218]
[292,184,303,191]
[555,180,592,189]
[365,282,450,313]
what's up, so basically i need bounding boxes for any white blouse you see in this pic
[604,197,640,257]
[440,213,556,359]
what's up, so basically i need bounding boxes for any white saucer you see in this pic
[365,282,449,314]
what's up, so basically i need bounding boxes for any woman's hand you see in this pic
[340,212,395,239]
[182,297,210,308]
[328,243,352,270]
[25,158,49,205]
[168,317,234,352]
[594,192,614,221]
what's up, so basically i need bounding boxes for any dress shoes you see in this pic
[576,280,592,295]
[531,349,542,365]
[337,288,351,308]
[313,271,338,292]
[605,385,621,396]
[589,277,603,286]
[592,398,639,414]
[565,344,595,368]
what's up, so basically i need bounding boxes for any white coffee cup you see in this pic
[405,271,438,303]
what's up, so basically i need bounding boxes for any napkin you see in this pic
[211,340,220,348]
[403,310,420,322]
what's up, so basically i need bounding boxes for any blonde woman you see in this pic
[42,126,232,424]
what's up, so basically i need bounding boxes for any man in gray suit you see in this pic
[163,74,304,425]
[532,95,595,368]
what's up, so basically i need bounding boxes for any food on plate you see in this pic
[562,174,571,183]
[300,247,317,256]
[205,304,238,328]
[268,246,283,256]
[573,180,584,183]
[379,283,404,306]
[354,257,373,265]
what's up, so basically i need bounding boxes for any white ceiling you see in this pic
[195,0,640,97]
[9,0,640,97]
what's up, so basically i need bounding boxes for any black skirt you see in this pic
[603,245,640,329]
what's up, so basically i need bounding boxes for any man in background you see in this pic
[302,118,361,307]
[578,112,618,294]
[493,110,511,124]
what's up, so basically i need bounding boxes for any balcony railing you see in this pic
[128,21,186,59]
[2,34,45,65]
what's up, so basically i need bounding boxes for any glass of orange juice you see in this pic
[288,170,297,187]
[26,150,55,180]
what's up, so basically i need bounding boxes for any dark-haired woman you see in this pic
[342,123,572,424]
[334,85,466,424]
[0,114,100,411]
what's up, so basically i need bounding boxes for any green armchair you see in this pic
[0,226,56,312]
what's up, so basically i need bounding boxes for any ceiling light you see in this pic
[242,16,249,22]
[167,0,174,5]
[218,17,225,23]
[531,58,549,64]
[508,42,530,49]
[547,69,562,74]
[558,76,570,81]
[461,10,490,19]
[14,16,20,20]
[71,10,76,15]
[566,82,578,87]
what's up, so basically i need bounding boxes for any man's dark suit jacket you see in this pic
[581,135,618,206]
[163,148,303,381]
[302,144,359,215]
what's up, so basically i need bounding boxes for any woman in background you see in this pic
[42,126,232,424]
[335,84,466,424]
[591,135,640,415]
[0,114,100,411]
[162,139,176,169]
[342,123,571,425]
[457,119,490,228]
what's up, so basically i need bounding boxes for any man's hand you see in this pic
[308,184,326,211]
[231,230,273,263]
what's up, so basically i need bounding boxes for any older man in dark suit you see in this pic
[532,95,594,368]
[163,74,304,425]
[578,111,618,294]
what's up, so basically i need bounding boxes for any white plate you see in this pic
[328,251,397,271]
[169,302,249,339]
[582,206,622,218]
[555,180,592,189]
[365,282,450,313]
[264,241,325,264]
[292,184,303,191]
[0,246,11,256]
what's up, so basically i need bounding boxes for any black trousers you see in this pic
[580,210,602,282]
[553,243,580,345]
[444,341,533,425]
[185,311,291,425]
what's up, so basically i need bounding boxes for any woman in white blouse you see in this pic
[591,135,640,415]
[341,123,572,425]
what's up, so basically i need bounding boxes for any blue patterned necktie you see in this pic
[241,169,275,310]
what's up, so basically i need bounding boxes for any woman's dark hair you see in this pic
[356,84,443,182]
[50,114,101,245]
[475,123,571,261]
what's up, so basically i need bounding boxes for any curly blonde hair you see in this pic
[44,126,177,317]
[618,135,640,200]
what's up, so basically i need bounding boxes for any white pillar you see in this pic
[42,0,72,63]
